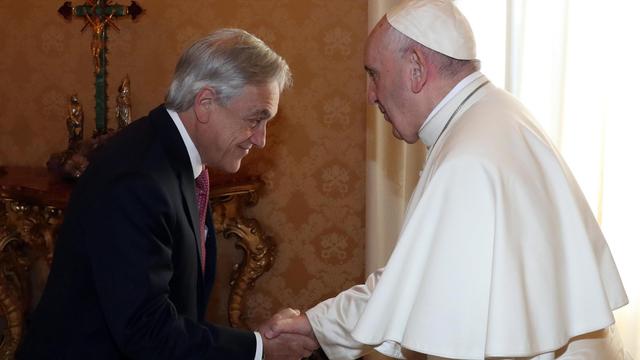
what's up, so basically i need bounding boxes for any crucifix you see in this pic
[58,0,143,136]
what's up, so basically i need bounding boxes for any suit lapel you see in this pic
[203,209,217,294]
[151,106,205,286]
[178,166,208,308]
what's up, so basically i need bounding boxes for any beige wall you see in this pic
[0,0,367,325]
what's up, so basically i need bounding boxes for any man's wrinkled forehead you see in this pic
[365,18,393,59]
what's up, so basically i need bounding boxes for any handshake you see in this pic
[257,308,320,360]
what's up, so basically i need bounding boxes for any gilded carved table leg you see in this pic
[0,198,62,359]
[0,221,23,359]
[212,189,275,329]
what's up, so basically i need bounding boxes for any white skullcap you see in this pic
[386,0,476,60]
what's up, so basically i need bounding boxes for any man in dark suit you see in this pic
[17,28,318,359]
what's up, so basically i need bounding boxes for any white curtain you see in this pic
[366,0,640,358]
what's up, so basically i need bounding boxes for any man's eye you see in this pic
[247,119,260,129]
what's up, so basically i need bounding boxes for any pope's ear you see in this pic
[409,49,428,93]
[194,87,217,109]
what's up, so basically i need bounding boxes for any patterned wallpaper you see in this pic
[0,0,367,327]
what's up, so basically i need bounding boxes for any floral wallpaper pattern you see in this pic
[0,0,367,327]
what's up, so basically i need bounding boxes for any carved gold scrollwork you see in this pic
[5,200,62,266]
[0,207,24,359]
[0,197,63,359]
[212,185,275,329]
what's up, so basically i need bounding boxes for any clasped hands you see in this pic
[258,308,319,360]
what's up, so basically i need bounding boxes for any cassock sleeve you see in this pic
[306,268,403,360]
[84,174,256,359]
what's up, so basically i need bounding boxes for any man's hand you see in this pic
[261,332,316,360]
[268,314,317,343]
[258,308,319,359]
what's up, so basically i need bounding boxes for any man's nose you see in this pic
[250,122,267,149]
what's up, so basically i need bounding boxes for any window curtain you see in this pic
[366,0,639,358]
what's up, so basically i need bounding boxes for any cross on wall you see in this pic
[58,0,143,135]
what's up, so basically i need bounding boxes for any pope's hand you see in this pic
[258,308,319,359]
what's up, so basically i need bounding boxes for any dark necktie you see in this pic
[195,167,209,274]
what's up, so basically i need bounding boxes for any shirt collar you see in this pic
[167,108,204,179]
[418,72,487,148]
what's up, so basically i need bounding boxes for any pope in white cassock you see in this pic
[266,1,632,359]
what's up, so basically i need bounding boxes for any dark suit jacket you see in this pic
[17,105,256,359]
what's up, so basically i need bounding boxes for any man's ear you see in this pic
[194,87,217,111]
[409,49,428,93]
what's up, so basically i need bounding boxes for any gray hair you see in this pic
[386,26,480,78]
[165,28,292,112]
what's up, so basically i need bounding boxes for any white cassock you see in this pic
[306,73,629,360]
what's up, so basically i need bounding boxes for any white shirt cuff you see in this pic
[254,331,263,360]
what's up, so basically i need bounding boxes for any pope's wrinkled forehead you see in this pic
[364,18,397,59]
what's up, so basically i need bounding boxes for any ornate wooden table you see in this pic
[0,166,275,358]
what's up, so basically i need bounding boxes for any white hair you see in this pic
[165,28,292,112]
[386,24,480,78]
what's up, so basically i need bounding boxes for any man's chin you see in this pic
[209,161,242,174]
[392,129,419,144]
[392,128,403,141]
[225,163,242,174]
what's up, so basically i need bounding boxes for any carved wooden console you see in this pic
[0,167,275,359]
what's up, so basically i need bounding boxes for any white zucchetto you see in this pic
[387,0,477,60]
